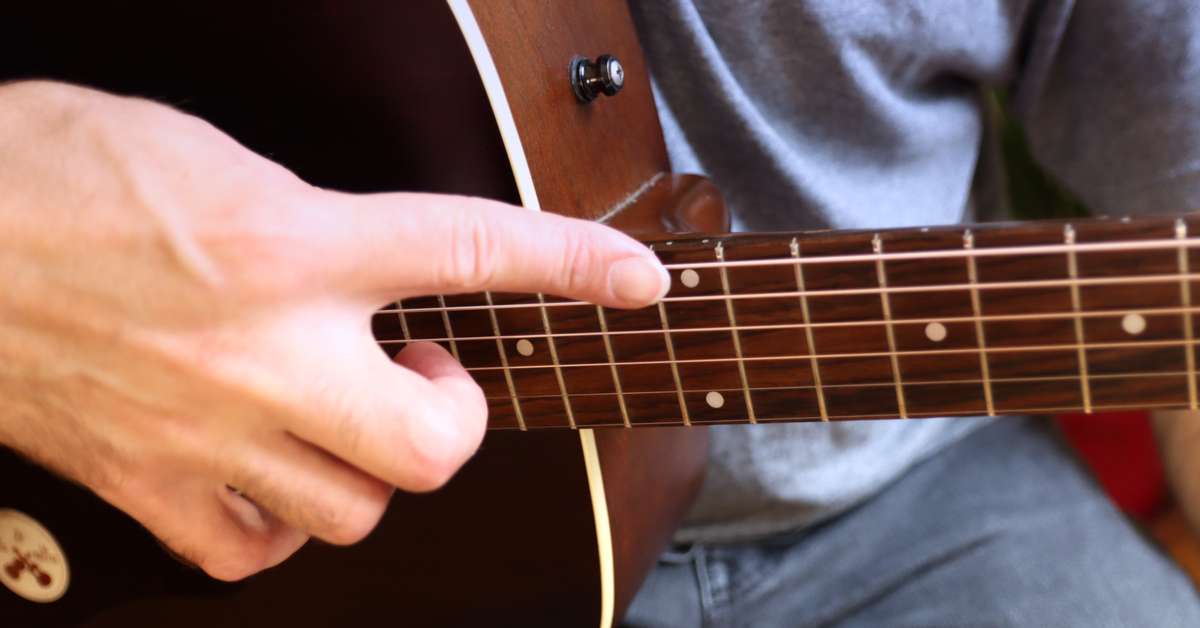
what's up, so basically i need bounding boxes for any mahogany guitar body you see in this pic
[12,2,1200,625]
[0,2,714,626]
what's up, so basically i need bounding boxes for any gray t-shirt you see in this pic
[631,0,1200,543]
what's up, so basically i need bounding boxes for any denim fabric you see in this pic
[630,0,1200,545]
[623,418,1200,627]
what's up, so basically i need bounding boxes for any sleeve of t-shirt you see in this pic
[1012,0,1200,216]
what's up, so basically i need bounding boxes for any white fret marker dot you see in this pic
[925,321,948,342]
[705,391,725,409]
[680,269,701,288]
[515,339,535,356]
[1122,313,1147,336]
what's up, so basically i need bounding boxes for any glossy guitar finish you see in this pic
[6,2,1200,626]
[392,214,1200,427]
[0,2,710,626]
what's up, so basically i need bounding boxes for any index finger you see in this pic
[312,191,670,308]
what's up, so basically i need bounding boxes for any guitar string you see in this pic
[376,304,1197,345]
[493,400,1188,428]
[383,234,1200,314]
[479,369,1195,401]
[452,336,1200,372]
[381,236,1199,412]
[383,271,1200,315]
[655,235,1200,270]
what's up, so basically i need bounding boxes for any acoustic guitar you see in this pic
[2,2,1197,626]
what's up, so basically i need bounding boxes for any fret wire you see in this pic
[1064,225,1093,413]
[435,295,460,361]
[657,301,692,426]
[873,235,908,418]
[964,231,995,416]
[661,236,1200,270]
[596,305,632,428]
[484,291,526,430]
[536,293,576,429]
[792,238,829,421]
[395,301,412,342]
[459,336,1200,372]
[717,242,757,423]
[487,368,1195,400]
[376,305,1200,345]
[1177,219,1198,409]
[385,271,1200,315]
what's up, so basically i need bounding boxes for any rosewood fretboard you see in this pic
[372,213,1200,429]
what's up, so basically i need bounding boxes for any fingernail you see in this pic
[609,256,671,305]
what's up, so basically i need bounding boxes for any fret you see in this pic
[391,296,454,356]
[711,239,819,422]
[439,294,519,429]
[656,300,691,426]
[1078,218,1191,409]
[436,295,460,361]
[1064,225,1093,413]
[535,300,623,427]
[971,225,1080,413]
[696,238,817,422]
[791,238,828,421]
[657,241,751,423]
[964,231,996,415]
[873,229,986,416]
[599,297,684,425]
[1178,219,1199,409]
[484,291,526,431]
[795,233,898,418]
[872,234,908,419]
[595,306,632,428]
[488,294,571,428]
[657,240,748,422]
[369,214,1200,430]
[535,293,577,429]
[715,242,757,424]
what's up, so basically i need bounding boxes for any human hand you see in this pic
[0,81,668,580]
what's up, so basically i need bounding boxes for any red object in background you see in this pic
[1056,411,1168,520]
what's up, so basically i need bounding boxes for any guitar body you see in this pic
[0,2,715,626]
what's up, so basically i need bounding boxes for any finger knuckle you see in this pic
[441,215,496,292]
[557,228,601,297]
[314,382,369,461]
[191,540,271,582]
[316,485,391,546]
[333,408,367,461]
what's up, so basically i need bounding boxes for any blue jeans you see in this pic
[624,418,1200,627]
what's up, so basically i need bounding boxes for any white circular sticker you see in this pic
[0,509,69,603]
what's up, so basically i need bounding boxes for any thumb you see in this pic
[283,336,486,493]
[313,191,670,307]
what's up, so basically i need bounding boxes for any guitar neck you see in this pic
[372,213,1200,429]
